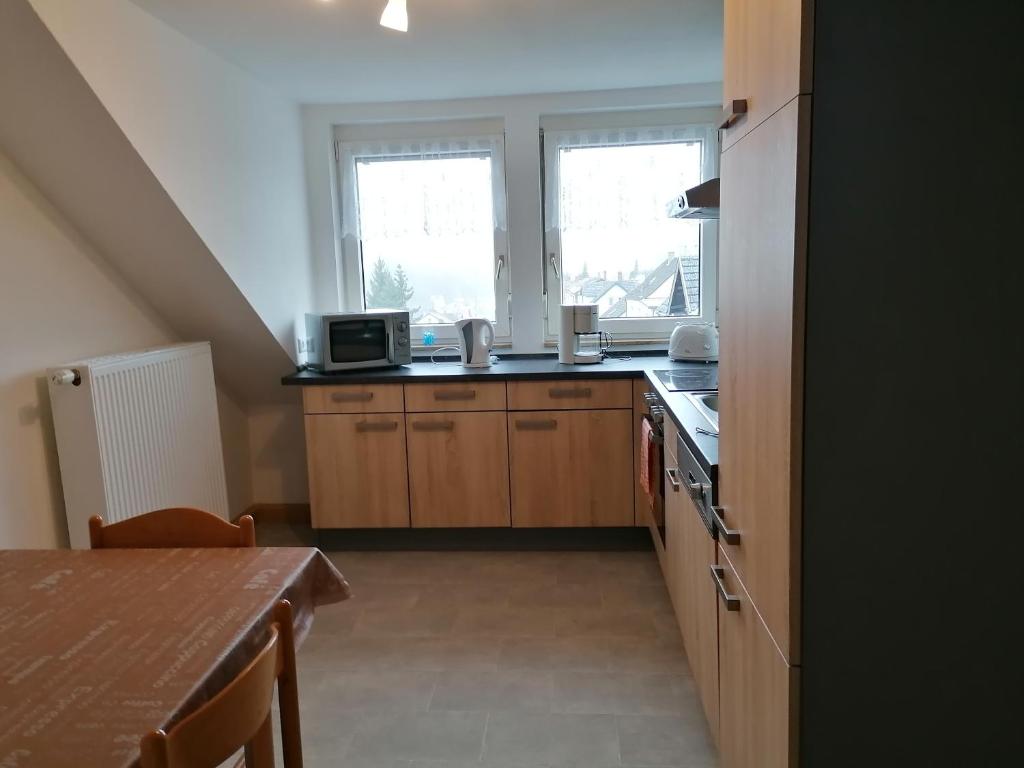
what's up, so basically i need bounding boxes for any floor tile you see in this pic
[497,636,613,672]
[429,669,553,713]
[352,605,459,637]
[300,668,438,712]
[617,714,717,767]
[552,672,702,716]
[555,608,659,638]
[453,606,557,637]
[344,711,488,763]
[264,529,719,768]
[482,711,621,768]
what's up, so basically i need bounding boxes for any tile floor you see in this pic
[258,524,718,768]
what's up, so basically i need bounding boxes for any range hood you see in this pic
[667,177,719,220]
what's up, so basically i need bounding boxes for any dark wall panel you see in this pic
[801,1,1024,764]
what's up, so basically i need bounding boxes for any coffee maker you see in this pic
[558,304,604,365]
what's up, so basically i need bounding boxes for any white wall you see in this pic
[302,82,722,351]
[29,0,314,362]
[0,151,252,548]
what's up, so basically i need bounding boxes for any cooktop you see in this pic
[654,367,719,392]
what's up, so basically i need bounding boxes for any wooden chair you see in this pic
[88,507,256,549]
[140,600,303,768]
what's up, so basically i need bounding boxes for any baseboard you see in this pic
[236,503,311,525]
[313,527,653,551]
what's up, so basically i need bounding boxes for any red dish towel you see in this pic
[640,418,656,499]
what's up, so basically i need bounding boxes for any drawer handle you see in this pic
[434,390,477,401]
[710,506,741,545]
[664,467,681,492]
[331,391,374,403]
[710,565,741,611]
[411,420,455,432]
[355,420,398,433]
[719,98,748,130]
[548,387,591,399]
[515,419,557,431]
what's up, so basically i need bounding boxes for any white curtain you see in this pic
[543,123,716,232]
[339,134,508,240]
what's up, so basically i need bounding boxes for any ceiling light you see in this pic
[380,0,408,32]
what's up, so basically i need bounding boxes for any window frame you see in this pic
[541,117,720,342]
[335,123,512,346]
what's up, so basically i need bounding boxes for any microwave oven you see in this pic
[305,311,412,372]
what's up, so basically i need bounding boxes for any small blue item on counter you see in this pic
[423,328,436,346]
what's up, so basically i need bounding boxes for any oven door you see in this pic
[641,412,666,548]
[325,317,393,371]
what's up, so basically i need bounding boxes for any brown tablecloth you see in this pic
[0,547,350,767]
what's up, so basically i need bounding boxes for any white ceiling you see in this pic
[126,0,722,104]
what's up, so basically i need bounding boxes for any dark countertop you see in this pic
[282,354,713,385]
[283,353,719,475]
[646,369,719,476]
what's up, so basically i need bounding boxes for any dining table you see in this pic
[0,546,351,767]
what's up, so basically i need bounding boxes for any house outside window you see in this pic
[336,119,511,345]
[542,112,719,341]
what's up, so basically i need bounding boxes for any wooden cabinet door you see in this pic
[717,550,797,768]
[676,497,721,743]
[406,411,510,527]
[722,0,812,150]
[663,455,686,610]
[304,414,409,528]
[718,97,808,662]
[665,461,720,742]
[509,410,632,527]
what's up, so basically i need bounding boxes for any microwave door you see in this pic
[329,319,390,369]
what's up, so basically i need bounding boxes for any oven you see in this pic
[641,392,667,547]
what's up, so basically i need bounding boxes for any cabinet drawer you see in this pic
[507,379,632,410]
[405,381,507,412]
[303,384,404,414]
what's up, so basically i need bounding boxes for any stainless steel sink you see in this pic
[684,392,719,433]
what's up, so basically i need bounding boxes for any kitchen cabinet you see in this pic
[405,381,506,412]
[679,501,721,743]
[304,413,410,528]
[406,411,511,527]
[507,379,632,411]
[302,383,404,414]
[716,550,797,768]
[721,0,812,150]
[718,96,808,663]
[508,409,633,527]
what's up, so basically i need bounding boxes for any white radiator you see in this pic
[47,342,229,548]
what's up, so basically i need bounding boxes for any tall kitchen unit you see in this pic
[717,0,1023,765]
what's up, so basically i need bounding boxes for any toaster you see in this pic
[668,323,719,362]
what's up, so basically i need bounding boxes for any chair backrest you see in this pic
[140,623,283,768]
[88,508,256,549]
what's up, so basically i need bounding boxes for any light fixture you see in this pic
[380,0,408,32]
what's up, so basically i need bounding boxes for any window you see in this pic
[337,124,510,344]
[543,118,718,340]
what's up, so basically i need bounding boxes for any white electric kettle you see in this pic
[454,318,495,368]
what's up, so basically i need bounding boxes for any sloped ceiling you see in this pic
[0,0,297,405]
